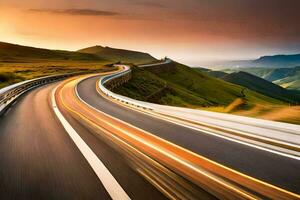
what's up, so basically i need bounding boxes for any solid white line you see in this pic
[51,85,130,200]
[154,115,300,160]
[95,76,300,160]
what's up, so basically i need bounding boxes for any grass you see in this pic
[0,61,115,89]
[114,63,285,109]
[274,73,300,90]
[114,62,300,124]
[221,71,300,104]
[154,63,284,106]
[223,66,300,91]
[0,41,156,89]
[0,42,119,89]
[0,72,25,88]
[0,42,105,62]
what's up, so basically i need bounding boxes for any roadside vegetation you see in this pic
[0,41,153,89]
[1,41,299,124]
[114,62,300,124]
[114,63,285,108]
[0,61,116,89]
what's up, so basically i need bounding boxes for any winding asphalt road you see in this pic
[0,74,299,199]
[0,82,166,200]
[77,76,300,194]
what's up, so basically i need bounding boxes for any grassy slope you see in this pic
[196,68,228,79]
[0,72,25,88]
[0,62,116,88]
[113,66,209,107]
[221,71,299,103]
[158,63,284,105]
[78,46,157,64]
[223,68,274,79]
[0,42,106,62]
[223,66,300,91]
[274,73,300,90]
[0,42,115,89]
[114,63,284,109]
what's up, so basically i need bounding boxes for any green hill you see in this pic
[223,68,275,79]
[78,45,157,64]
[114,61,285,108]
[263,67,298,81]
[0,42,116,89]
[196,68,228,78]
[274,72,300,91]
[223,66,300,91]
[221,71,299,104]
[0,42,104,62]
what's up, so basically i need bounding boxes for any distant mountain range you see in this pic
[1,41,299,107]
[0,42,157,64]
[223,66,300,91]
[206,54,300,69]
[199,68,300,103]
[221,71,299,103]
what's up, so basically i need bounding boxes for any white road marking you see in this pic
[51,85,130,200]
[95,77,300,160]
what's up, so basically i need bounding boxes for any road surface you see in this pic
[77,75,300,194]
[0,72,299,199]
[0,82,167,200]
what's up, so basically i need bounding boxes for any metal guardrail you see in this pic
[96,61,300,199]
[98,62,300,156]
[100,65,154,110]
[0,72,83,115]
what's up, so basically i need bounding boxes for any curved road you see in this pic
[0,82,167,200]
[77,75,300,194]
[0,73,299,199]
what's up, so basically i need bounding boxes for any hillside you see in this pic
[221,71,299,104]
[0,42,104,62]
[114,61,285,108]
[274,72,300,91]
[223,66,300,91]
[0,42,117,89]
[254,54,300,68]
[196,68,228,78]
[223,67,274,78]
[78,45,157,64]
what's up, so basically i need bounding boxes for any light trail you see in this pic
[54,74,300,199]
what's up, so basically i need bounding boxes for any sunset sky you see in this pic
[1,0,300,66]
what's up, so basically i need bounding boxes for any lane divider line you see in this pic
[51,84,131,200]
[73,75,300,198]
[96,79,300,160]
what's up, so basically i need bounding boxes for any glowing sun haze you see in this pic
[1,0,300,66]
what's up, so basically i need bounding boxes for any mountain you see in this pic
[273,67,300,91]
[254,54,300,68]
[0,42,157,65]
[263,67,298,81]
[221,71,299,103]
[222,66,300,91]
[114,61,285,108]
[78,45,157,64]
[0,42,103,62]
[204,53,300,69]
